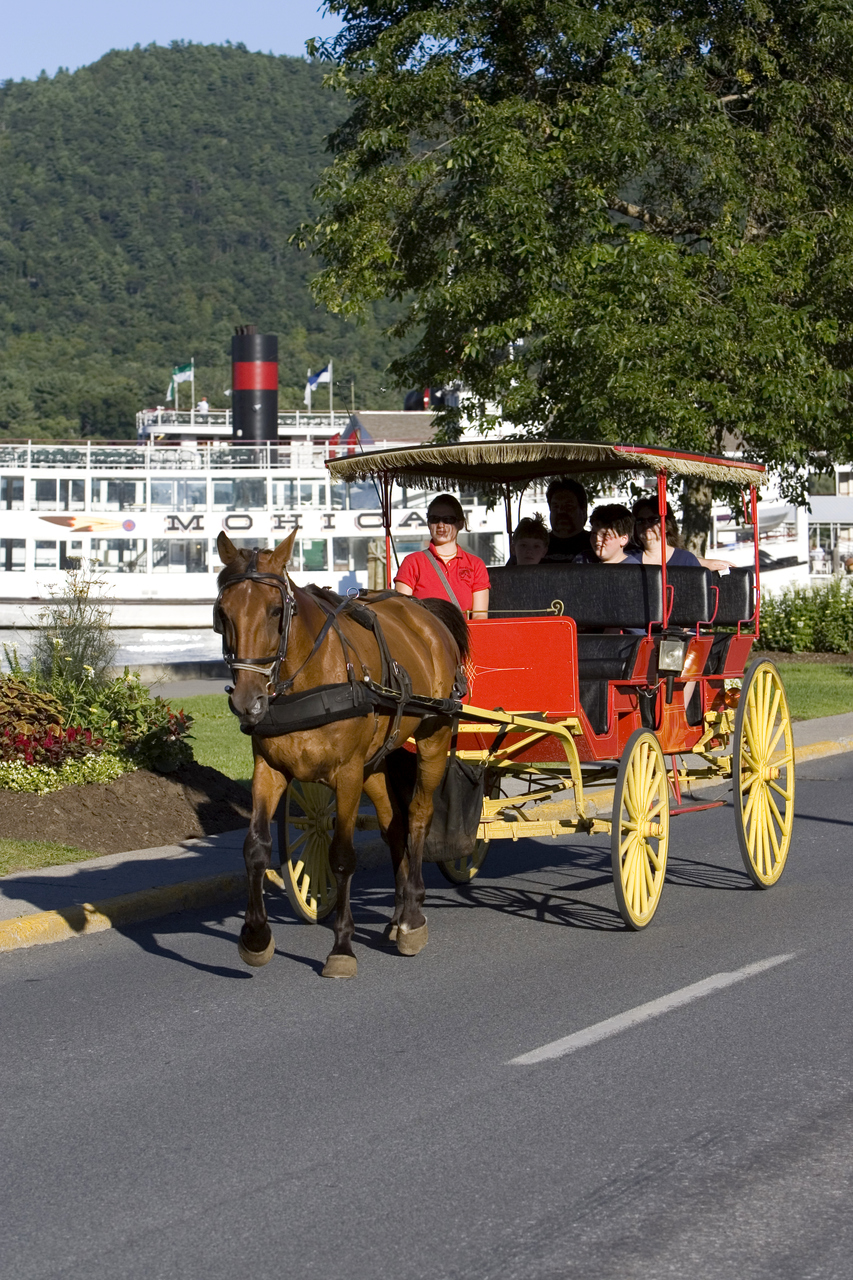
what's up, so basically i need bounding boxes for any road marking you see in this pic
[509,953,795,1065]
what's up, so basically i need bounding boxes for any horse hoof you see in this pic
[322,953,358,979]
[396,920,428,956]
[238,935,275,968]
[380,922,399,946]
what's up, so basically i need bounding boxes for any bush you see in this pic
[0,659,194,779]
[759,578,853,653]
[0,753,133,794]
[30,564,117,685]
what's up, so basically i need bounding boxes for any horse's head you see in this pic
[214,530,298,727]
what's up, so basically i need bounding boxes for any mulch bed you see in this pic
[3,764,253,856]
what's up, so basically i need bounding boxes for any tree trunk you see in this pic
[681,478,714,557]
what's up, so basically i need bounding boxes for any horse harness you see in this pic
[214,555,466,769]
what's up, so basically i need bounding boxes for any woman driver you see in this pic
[394,493,490,618]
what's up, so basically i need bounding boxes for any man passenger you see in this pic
[542,479,592,560]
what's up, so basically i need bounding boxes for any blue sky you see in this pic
[1,0,342,84]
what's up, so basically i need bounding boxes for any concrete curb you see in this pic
[2,735,851,957]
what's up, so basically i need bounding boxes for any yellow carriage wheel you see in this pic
[281,780,337,922]
[732,660,795,888]
[436,830,492,884]
[611,728,670,930]
[436,774,498,885]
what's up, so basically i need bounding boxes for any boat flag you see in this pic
[166,362,194,402]
[304,363,331,409]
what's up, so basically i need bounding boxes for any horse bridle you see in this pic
[213,552,297,694]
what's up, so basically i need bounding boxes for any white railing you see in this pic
[135,409,340,439]
[0,438,406,473]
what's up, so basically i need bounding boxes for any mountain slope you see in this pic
[0,43,403,436]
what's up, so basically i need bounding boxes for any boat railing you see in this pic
[0,439,406,473]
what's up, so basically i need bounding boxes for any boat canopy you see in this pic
[326,440,765,490]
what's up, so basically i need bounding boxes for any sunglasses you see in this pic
[635,514,661,526]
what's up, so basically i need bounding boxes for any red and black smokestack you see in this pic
[231,326,278,441]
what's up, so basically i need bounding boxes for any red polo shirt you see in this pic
[395,543,490,613]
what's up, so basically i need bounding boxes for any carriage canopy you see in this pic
[326,440,765,490]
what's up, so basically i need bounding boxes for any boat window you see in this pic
[90,538,148,572]
[333,536,374,571]
[32,480,57,510]
[212,478,268,510]
[330,480,378,511]
[296,539,328,572]
[0,539,25,571]
[60,479,85,511]
[59,540,84,568]
[271,478,328,508]
[1,477,24,511]
[152,539,207,573]
[90,480,147,511]
[151,479,208,511]
[35,541,58,569]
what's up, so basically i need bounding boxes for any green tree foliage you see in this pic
[304,1,853,501]
[0,42,404,437]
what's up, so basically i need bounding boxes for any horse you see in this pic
[214,529,469,978]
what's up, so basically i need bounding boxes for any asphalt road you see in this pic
[2,755,853,1280]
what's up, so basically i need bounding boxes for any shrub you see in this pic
[0,662,194,779]
[759,578,853,653]
[0,753,134,794]
[30,563,117,684]
[0,676,104,766]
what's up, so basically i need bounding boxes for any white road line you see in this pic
[509,953,796,1066]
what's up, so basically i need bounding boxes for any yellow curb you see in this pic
[3,734,853,957]
[792,737,853,763]
[0,871,247,954]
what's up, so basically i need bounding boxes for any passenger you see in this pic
[542,479,592,561]
[632,499,734,571]
[576,504,641,564]
[632,500,702,567]
[509,514,550,566]
[395,493,490,618]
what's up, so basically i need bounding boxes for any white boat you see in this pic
[0,410,515,629]
[0,406,810,638]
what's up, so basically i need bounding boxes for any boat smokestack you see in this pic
[231,326,278,441]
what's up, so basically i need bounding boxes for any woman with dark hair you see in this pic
[632,499,702,567]
[395,493,490,618]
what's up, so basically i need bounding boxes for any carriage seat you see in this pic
[706,568,756,673]
[488,562,713,630]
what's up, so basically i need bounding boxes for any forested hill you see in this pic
[0,43,404,438]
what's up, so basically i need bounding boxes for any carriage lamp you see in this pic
[657,637,689,705]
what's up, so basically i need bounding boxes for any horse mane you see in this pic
[414,598,470,661]
[305,585,469,661]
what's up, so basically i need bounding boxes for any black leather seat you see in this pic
[706,568,756,673]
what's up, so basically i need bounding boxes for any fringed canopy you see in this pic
[326,441,765,489]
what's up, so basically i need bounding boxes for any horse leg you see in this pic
[363,767,409,946]
[321,763,364,979]
[397,724,452,957]
[238,756,287,968]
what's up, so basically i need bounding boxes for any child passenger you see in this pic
[576,504,640,564]
[510,514,550,565]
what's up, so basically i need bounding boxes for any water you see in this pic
[0,628,221,669]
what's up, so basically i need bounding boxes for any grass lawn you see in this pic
[0,838,104,877]
[175,693,254,785]
[764,661,853,721]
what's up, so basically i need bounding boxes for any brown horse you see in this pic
[214,530,469,978]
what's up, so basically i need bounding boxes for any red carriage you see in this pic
[273,440,794,933]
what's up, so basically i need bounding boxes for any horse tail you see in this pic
[417,598,470,661]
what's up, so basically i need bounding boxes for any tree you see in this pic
[303,1,853,537]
